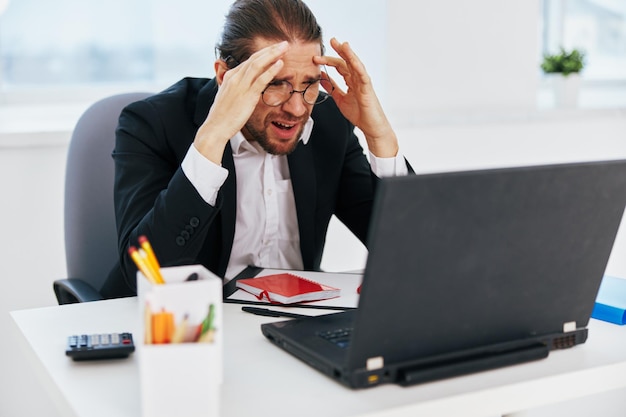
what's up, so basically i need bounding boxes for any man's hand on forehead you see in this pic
[312,37,399,158]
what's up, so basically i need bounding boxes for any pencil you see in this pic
[152,309,174,344]
[138,248,164,285]
[171,314,190,344]
[197,304,216,343]
[128,246,158,284]
[138,235,165,284]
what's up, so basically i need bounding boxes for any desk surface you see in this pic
[10,297,626,417]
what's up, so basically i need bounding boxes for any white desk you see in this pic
[10,298,626,417]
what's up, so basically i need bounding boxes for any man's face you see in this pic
[242,39,322,155]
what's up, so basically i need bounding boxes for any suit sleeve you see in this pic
[112,99,221,290]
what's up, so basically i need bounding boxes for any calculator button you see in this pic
[111,333,120,345]
[100,334,110,345]
[79,335,88,347]
[69,336,78,347]
[90,334,100,346]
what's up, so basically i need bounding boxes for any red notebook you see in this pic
[235,273,341,304]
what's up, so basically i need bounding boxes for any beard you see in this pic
[242,111,308,156]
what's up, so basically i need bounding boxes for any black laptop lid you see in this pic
[346,160,626,370]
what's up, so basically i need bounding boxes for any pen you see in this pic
[242,306,312,320]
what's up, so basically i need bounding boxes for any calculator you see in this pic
[66,332,135,361]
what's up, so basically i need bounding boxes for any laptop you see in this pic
[261,159,626,389]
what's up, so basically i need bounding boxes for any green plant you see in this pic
[541,47,585,76]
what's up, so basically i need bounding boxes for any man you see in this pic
[104,0,409,298]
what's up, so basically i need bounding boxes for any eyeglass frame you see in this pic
[261,72,334,107]
[223,55,334,106]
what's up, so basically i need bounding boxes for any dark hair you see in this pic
[216,0,324,68]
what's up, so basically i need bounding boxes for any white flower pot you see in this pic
[552,73,581,109]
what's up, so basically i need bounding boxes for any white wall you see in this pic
[386,0,541,124]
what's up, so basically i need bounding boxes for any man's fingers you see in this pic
[315,38,370,87]
[255,59,284,90]
[238,41,288,85]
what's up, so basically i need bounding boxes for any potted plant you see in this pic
[541,47,585,108]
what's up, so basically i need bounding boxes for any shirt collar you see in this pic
[230,117,314,156]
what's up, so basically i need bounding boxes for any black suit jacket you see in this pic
[105,77,389,298]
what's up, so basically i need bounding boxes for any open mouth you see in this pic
[272,121,296,131]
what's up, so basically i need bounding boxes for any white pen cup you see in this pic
[137,265,223,417]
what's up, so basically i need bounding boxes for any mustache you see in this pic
[269,111,308,124]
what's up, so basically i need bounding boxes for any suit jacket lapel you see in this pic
[288,142,317,269]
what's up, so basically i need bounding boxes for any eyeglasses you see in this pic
[262,74,334,107]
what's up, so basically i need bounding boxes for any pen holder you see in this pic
[137,265,223,417]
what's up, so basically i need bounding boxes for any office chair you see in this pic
[53,92,152,304]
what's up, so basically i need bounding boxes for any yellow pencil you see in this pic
[128,246,158,284]
[138,235,165,284]
[138,248,163,285]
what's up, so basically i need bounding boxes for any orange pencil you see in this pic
[138,236,165,284]
[152,309,175,344]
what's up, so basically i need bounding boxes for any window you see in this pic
[542,0,626,81]
[0,0,224,93]
[0,0,386,104]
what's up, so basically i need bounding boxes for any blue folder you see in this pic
[591,276,626,325]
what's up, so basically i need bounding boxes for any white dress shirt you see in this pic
[181,118,408,280]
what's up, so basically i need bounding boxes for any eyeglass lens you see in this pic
[262,77,333,106]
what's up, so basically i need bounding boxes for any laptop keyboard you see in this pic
[318,327,353,349]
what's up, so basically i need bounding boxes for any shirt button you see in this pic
[267,189,273,196]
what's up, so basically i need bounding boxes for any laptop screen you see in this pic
[347,160,626,369]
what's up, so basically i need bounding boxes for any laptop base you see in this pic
[349,329,587,388]
[263,315,588,389]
